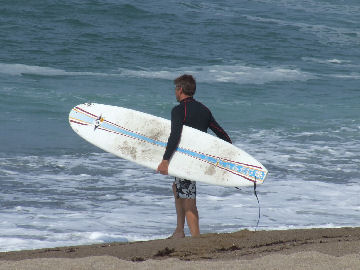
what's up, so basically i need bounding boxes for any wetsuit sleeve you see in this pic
[163,106,184,160]
[209,115,232,144]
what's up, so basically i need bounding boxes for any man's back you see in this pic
[173,97,211,132]
[163,97,231,161]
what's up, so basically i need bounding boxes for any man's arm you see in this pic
[209,115,232,144]
[157,106,184,175]
[163,107,183,160]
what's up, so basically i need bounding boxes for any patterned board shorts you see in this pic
[174,177,196,199]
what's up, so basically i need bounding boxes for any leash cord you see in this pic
[235,177,261,231]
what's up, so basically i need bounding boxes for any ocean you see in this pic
[0,0,359,252]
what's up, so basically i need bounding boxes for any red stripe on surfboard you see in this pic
[178,150,256,183]
[76,106,151,140]
[200,152,263,169]
[75,106,98,118]
[70,119,88,126]
[177,146,263,170]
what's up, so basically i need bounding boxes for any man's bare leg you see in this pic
[171,182,185,238]
[171,182,200,238]
[183,198,200,236]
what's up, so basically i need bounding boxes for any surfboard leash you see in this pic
[253,180,261,231]
[235,177,261,231]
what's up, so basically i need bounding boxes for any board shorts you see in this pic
[174,177,196,199]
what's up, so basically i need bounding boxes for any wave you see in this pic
[328,73,360,79]
[244,15,360,45]
[252,0,360,17]
[0,63,107,77]
[302,57,353,65]
[0,62,314,84]
[117,64,315,84]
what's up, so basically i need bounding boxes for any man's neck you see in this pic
[179,95,192,102]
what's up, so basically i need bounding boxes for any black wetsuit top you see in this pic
[163,97,232,161]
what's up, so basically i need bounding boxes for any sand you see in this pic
[1,227,359,270]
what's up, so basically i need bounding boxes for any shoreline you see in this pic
[0,227,360,269]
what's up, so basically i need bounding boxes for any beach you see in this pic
[1,227,359,269]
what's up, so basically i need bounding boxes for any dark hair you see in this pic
[174,74,196,96]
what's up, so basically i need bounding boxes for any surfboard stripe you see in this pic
[69,119,88,126]
[176,148,259,183]
[74,106,98,118]
[187,149,263,170]
[69,108,266,182]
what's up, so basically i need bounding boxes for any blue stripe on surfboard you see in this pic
[70,108,167,147]
[70,108,266,181]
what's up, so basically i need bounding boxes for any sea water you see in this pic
[0,0,359,252]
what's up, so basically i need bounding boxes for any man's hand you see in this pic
[157,160,169,175]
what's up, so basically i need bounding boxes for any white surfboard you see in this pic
[69,103,268,187]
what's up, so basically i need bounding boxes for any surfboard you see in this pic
[69,103,268,187]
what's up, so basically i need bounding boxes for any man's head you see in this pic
[174,74,196,97]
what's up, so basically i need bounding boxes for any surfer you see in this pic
[157,74,231,238]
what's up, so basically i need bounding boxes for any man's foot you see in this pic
[167,230,185,239]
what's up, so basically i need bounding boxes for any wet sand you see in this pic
[1,227,359,269]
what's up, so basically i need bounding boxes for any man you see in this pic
[157,74,231,238]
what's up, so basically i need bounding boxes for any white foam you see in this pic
[0,63,107,77]
[87,232,128,242]
[244,15,360,45]
[329,73,360,79]
[302,57,353,65]
[0,62,314,84]
[1,137,359,252]
[252,0,360,17]
[328,59,346,64]
[118,64,314,84]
